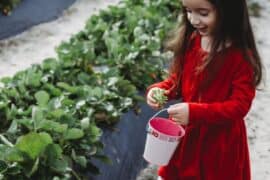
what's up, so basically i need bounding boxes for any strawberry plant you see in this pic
[57,0,181,89]
[152,88,168,106]
[0,0,182,179]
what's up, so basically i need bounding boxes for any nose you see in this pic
[188,13,200,26]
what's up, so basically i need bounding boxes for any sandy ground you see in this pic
[0,0,269,180]
[246,0,270,179]
[0,0,120,77]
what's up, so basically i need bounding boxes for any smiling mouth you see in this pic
[197,27,207,31]
[196,27,208,34]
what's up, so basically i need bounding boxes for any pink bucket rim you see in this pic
[148,117,185,138]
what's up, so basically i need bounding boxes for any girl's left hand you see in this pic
[167,103,189,125]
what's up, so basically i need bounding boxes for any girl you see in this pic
[146,0,263,179]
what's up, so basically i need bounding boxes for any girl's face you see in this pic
[182,0,217,37]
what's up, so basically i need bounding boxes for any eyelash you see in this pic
[200,12,209,16]
[185,9,209,17]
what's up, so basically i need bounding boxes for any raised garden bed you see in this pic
[0,0,181,179]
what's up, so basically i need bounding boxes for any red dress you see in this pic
[148,34,255,180]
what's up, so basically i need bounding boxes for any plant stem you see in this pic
[71,170,81,180]
[0,134,14,147]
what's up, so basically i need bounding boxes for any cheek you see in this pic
[208,13,217,27]
[203,15,216,28]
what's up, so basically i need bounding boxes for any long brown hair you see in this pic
[165,0,263,89]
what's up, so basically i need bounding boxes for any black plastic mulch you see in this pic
[0,1,178,179]
[88,99,180,180]
[0,0,75,40]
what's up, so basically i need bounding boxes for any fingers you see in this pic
[147,98,160,109]
[170,115,184,125]
[146,87,163,109]
[164,90,170,95]
[171,118,182,125]
[170,116,184,126]
[167,103,189,125]
[147,92,157,104]
[167,104,183,115]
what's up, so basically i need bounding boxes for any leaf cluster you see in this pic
[0,0,181,179]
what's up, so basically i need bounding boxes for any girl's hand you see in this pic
[147,87,168,109]
[167,103,189,125]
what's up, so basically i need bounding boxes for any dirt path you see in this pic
[247,0,270,179]
[0,0,120,77]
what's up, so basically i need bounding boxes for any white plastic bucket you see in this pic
[143,108,185,166]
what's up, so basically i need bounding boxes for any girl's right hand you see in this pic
[146,87,168,109]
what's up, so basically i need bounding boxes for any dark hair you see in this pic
[165,0,263,89]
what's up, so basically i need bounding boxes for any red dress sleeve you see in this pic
[188,59,255,125]
[146,33,197,100]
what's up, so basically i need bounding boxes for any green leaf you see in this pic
[0,101,7,109]
[56,82,78,93]
[48,109,65,119]
[75,156,87,168]
[37,120,68,133]
[80,117,90,129]
[64,128,84,140]
[6,104,18,121]
[25,69,42,88]
[0,160,8,173]
[41,58,58,71]
[88,125,102,142]
[71,150,87,168]
[16,118,33,130]
[44,144,63,162]
[50,157,70,173]
[6,88,20,99]
[44,84,62,97]
[5,148,27,162]
[90,87,103,98]
[15,132,53,159]
[76,100,86,110]
[34,91,50,106]
[7,120,18,134]
[32,107,44,130]
[17,106,32,116]
[107,77,119,86]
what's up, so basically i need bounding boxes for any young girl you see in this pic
[146,0,263,179]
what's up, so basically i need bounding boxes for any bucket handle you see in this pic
[146,108,168,133]
[149,108,168,121]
